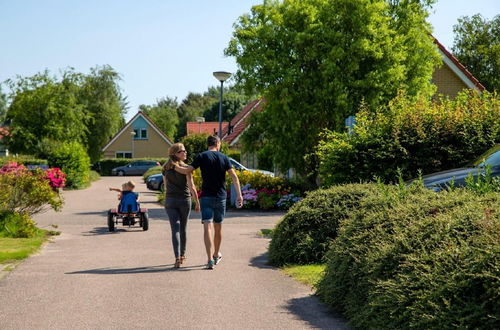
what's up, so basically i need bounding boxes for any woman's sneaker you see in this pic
[213,254,223,265]
[206,259,214,270]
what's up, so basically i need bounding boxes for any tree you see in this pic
[452,14,500,92]
[201,86,252,122]
[226,0,439,176]
[139,97,179,139]
[79,66,127,163]
[0,85,7,124]
[5,71,88,155]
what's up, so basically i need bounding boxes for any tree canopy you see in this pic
[139,97,179,140]
[5,67,126,161]
[0,85,7,124]
[452,14,500,92]
[226,0,439,175]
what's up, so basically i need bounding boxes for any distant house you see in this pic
[101,111,173,159]
[186,122,229,136]
[0,126,9,157]
[432,37,486,97]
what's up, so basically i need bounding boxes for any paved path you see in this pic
[0,176,348,329]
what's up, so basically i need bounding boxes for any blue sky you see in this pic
[1,0,498,120]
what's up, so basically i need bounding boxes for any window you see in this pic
[133,128,148,139]
[140,128,147,139]
[116,152,132,159]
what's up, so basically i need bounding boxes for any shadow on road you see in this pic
[248,252,274,269]
[66,264,207,275]
[83,226,147,236]
[285,296,350,329]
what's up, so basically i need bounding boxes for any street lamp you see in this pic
[213,71,232,138]
[130,131,136,158]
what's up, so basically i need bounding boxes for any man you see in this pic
[173,135,243,269]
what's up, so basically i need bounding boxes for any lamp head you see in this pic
[213,71,232,82]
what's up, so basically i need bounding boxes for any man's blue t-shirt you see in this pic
[191,151,232,198]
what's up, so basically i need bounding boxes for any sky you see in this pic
[1,0,498,121]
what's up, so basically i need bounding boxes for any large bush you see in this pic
[268,184,383,266]
[316,189,500,329]
[317,91,500,185]
[181,133,229,163]
[45,141,90,189]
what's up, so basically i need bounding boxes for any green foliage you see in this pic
[176,92,216,139]
[5,71,88,155]
[4,67,126,161]
[96,158,167,176]
[78,66,127,163]
[452,14,500,92]
[0,169,62,217]
[202,86,252,123]
[317,91,500,185]
[0,155,47,167]
[0,84,7,123]
[227,0,439,174]
[0,234,49,263]
[180,133,229,164]
[464,165,500,194]
[45,141,91,189]
[0,211,40,238]
[281,264,326,287]
[269,184,383,266]
[316,189,500,329]
[140,96,179,140]
[226,149,241,163]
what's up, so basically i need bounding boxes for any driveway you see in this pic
[0,176,348,329]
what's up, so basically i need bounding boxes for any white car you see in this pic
[229,158,275,177]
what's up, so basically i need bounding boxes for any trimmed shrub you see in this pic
[46,141,90,189]
[317,189,500,329]
[317,90,500,185]
[226,149,241,163]
[181,133,229,164]
[268,184,383,266]
[143,166,162,181]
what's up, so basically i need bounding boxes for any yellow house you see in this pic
[101,111,173,158]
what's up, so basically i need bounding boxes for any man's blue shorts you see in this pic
[200,197,226,224]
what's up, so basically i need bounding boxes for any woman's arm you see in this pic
[187,173,200,212]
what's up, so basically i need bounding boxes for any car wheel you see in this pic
[117,170,125,176]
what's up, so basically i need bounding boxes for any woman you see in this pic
[163,143,200,268]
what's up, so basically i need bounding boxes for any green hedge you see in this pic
[96,158,167,176]
[268,184,383,266]
[317,91,500,185]
[316,189,500,329]
[0,156,47,167]
[143,166,162,181]
[46,141,90,189]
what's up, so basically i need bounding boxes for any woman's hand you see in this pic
[195,203,200,212]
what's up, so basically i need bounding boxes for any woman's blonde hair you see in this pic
[163,143,186,172]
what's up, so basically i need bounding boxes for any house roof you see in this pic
[186,122,229,136]
[101,111,174,152]
[222,98,265,146]
[433,37,486,91]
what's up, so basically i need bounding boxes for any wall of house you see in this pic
[103,127,170,158]
[432,64,469,98]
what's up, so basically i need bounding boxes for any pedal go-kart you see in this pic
[107,197,149,232]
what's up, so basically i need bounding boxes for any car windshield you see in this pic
[469,145,500,167]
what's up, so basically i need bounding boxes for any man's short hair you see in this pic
[207,135,220,147]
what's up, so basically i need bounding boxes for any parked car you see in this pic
[146,173,164,191]
[229,158,275,177]
[146,157,275,192]
[111,160,161,176]
[417,144,500,191]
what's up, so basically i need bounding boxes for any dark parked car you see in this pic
[111,160,161,176]
[419,144,500,191]
[146,173,164,191]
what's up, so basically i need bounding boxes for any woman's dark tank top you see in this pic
[162,168,190,199]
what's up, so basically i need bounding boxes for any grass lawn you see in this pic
[0,232,51,264]
[281,264,326,287]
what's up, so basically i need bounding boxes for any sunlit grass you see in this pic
[282,264,326,287]
[0,233,49,264]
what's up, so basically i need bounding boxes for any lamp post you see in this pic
[130,131,136,158]
[213,71,232,138]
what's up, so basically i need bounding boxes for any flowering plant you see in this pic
[45,167,66,189]
[241,184,258,208]
[0,162,27,175]
[276,193,303,210]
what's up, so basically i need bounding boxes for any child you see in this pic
[109,181,139,213]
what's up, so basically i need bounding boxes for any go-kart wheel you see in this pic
[107,211,115,232]
[142,212,149,231]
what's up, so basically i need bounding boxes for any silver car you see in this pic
[111,161,161,176]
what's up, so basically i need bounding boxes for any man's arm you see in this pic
[173,164,195,175]
[228,168,243,208]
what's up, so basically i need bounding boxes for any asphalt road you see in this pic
[0,176,349,329]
